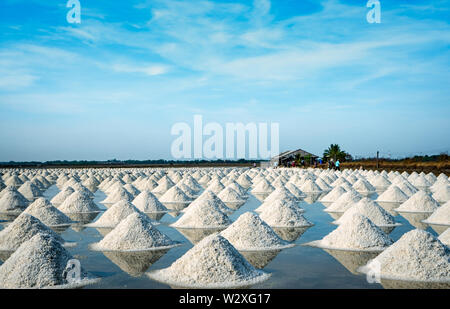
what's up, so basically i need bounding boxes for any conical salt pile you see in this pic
[85,200,146,228]
[305,214,393,251]
[259,201,313,228]
[159,185,192,204]
[151,176,175,195]
[422,201,450,226]
[18,181,42,201]
[333,198,399,227]
[438,228,450,246]
[284,182,305,199]
[123,184,140,197]
[220,212,293,251]
[171,198,231,229]
[132,190,168,213]
[255,198,303,214]
[359,229,450,282]
[299,180,322,193]
[432,185,450,204]
[90,213,178,251]
[0,187,29,213]
[251,179,275,194]
[319,186,347,203]
[0,213,66,251]
[0,233,97,288]
[50,186,75,206]
[206,179,225,195]
[376,185,409,203]
[217,187,245,203]
[395,190,440,213]
[352,179,376,193]
[58,191,101,213]
[264,187,298,204]
[100,186,134,204]
[146,233,270,288]
[189,189,232,213]
[325,190,362,213]
[24,198,73,227]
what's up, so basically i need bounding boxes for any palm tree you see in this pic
[323,144,348,162]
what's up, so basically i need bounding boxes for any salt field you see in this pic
[0,167,449,289]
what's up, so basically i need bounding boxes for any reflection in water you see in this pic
[252,193,271,202]
[145,212,166,221]
[427,223,450,235]
[0,250,13,262]
[272,227,310,242]
[164,203,189,214]
[398,212,430,230]
[240,250,281,269]
[175,228,224,245]
[327,212,342,221]
[66,212,101,232]
[380,278,450,289]
[96,227,114,237]
[379,226,396,234]
[51,225,71,234]
[0,213,19,222]
[377,202,401,217]
[224,202,246,210]
[103,249,169,277]
[303,193,324,204]
[323,249,379,275]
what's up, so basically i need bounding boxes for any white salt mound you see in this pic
[146,233,270,288]
[0,188,29,213]
[259,201,313,228]
[251,179,275,193]
[193,189,232,213]
[171,199,231,229]
[307,213,393,251]
[422,201,450,226]
[58,191,101,213]
[132,190,168,213]
[334,198,398,227]
[438,228,450,246]
[85,200,146,228]
[395,190,440,213]
[255,198,303,214]
[325,190,362,213]
[50,186,75,205]
[159,185,192,203]
[0,233,97,288]
[90,213,178,251]
[359,229,450,282]
[218,187,245,203]
[101,187,134,204]
[376,185,408,203]
[0,213,66,251]
[18,181,42,201]
[220,212,293,251]
[432,185,450,203]
[24,198,73,227]
[319,186,347,203]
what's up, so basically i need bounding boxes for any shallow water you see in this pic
[1,185,441,289]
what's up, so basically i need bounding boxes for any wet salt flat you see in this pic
[7,184,435,289]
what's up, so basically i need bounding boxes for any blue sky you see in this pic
[0,0,449,161]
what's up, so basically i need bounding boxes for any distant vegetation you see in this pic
[0,158,263,168]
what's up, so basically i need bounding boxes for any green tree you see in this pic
[323,144,349,162]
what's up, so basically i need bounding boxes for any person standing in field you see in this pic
[335,159,340,171]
